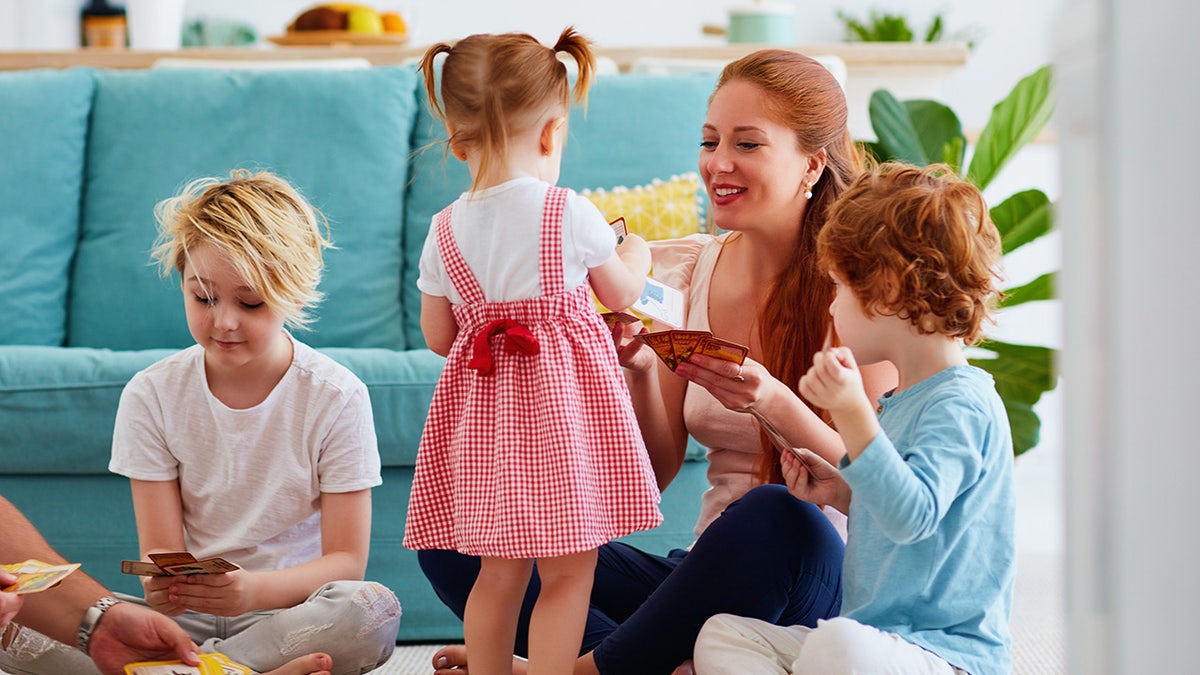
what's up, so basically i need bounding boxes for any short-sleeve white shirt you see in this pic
[109,335,381,572]
[416,177,616,303]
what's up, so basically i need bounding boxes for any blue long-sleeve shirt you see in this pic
[840,365,1015,675]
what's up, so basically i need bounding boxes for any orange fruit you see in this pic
[381,11,407,34]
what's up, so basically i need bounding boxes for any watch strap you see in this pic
[76,595,121,654]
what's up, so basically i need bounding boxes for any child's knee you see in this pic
[694,614,759,659]
[311,581,401,634]
[348,581,402,634]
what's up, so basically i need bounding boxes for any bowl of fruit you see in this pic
[269,3,408,46]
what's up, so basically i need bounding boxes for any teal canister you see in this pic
[727,2,796,44]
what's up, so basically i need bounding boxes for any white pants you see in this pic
[693,614,969,675]
[0,580,401,675]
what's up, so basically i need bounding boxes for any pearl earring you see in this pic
[803,184,813,200]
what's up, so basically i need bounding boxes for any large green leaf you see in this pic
[989,189,1054,254]
[1000,272,1056,308]
[968,339,1058,457]
[967,65,1055,190]
[868,91,966,170]
[905,99,965,173]
[868,89,928,165]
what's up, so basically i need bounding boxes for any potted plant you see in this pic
[861,65,1057,457]
[836,8,981,49]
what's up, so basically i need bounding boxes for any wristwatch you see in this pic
[76,595,121,655]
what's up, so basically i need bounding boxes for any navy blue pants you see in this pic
[418,484,844,675]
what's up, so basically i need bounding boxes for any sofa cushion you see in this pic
[68,65,419,351]
[0,345,441,474]
[0,68,94,347]
[580,172,707,241]
[402,72,718,349]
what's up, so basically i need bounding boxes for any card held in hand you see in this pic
[1,559,81,594]
[693,335,749,365]
[122,551,240,577]
[124,652,251,675]
[610,216,628,246]
[636,330,749,371]
[630,278,685,328]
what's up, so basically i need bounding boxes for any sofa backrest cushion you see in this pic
[0,345,442,474]
[0,68,94,347]
[401,72,718,349]
[67,65,419,351]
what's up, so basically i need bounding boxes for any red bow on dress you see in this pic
[468,319,540,375]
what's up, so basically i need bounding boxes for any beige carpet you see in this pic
[1,553,1062,675]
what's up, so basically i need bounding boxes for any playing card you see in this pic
[162,558,238,575]
[630,277,685,328]
[124,653,250,675]
[600,311,642,331]
[121,560,170,577]
[610,216,628,246]
[669,330,710,362]
[125,552,240,577]
[693,335,749,365]
[0,560,80,594]
[148,551,197,568]
[635,331,679,370]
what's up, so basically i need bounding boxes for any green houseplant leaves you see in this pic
[863,65,1057,457]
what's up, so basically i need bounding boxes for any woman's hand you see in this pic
[781,447,851,514]
[167,569,257,617]
[673,353,774,412]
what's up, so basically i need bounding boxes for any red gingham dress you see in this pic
[403,186,663,558]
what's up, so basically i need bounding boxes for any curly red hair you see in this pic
[818,163,1004,345]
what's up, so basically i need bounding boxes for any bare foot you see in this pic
[670,659,696,675]
[262,652,333,675]
[432,645,529,675]
[433,644,468,674]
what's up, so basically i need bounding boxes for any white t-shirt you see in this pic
[416,176,616,303]
[109,335,381,572]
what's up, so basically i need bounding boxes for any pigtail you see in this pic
[418,42,454,121]
[553,26,596,109]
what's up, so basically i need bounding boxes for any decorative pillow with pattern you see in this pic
[580,172,706,241]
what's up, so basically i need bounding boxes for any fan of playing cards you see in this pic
[122,551,239,577]
[635,330,749,371]
[1,559,80,594]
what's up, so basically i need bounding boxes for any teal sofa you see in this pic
[0,64,717,643]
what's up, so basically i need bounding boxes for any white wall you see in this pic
[1058,0,1200,670]
[2,0,1059,132]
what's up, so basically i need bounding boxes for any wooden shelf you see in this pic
[0,42,968,73]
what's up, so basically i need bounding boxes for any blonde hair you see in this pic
[418,26,596,191]
[819,162,1004,345]
[151,169,333,330]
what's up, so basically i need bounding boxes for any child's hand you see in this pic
[613,321,658,373]
[799,346,869,415]
[142,574,186,616]
[169,569,257,617]
[781,447,850,514]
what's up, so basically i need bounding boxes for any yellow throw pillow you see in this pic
[580,173,705,241]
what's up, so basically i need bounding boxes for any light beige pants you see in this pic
[0,580,401,675]
[693,614,970,675]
